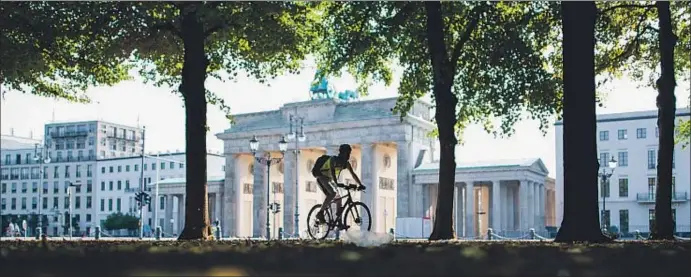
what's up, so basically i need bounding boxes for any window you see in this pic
[599,152,610,167]
[619,210,629,235]
[272,182,283,193]
[53,197,58,209]
[672,176,676,193]
[108,199,113,211]
[87,165,92,177]
[42,182,48,194]
[0,183,5,193]
[117,165,122,172]
[64,165,70,178]
[117,180,121,190]
[11,198,16,209]
[648,209,655,231]
[86,180,92,193]
[42,197,48,209]
[618,178,628,197]
[599,130,609,141]
[125,180,130,190]
[53,181,59,193]
[64,197,69,209]
[305,181,317,193]
[151,163,156,170]
[134,164,139,171]
[116,198,121,212]
[21,197,27,209]
[126,165,130,172]
[655,127,659,137]
[75,196,80,209]
[179,163,184,169]
[647,149,656,169]
[143,164,147,171]
[636,128,646,139]
[109,181,113,191]
[101,167,106,174]
[31,197,37,209]
[1,198,6,210]
[32,182,38,193]
[647,177,656,197]
[617,129,627,140]
[100,199,105,211]
[600,178,610,198]
[170,162,175,169]
[100,181,105,191]
[161,162,165,170]
[11,183,16,193]
[86,214,92,222]
[617,151,628,167]
[21,182,27,193]
[86,196,92,209]
[243,183,252,194]
[160,196,165,210]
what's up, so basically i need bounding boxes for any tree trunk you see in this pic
[177,3,211,240]
[424,1,458,241]
[649,0,677,241]
[554,1,611,243]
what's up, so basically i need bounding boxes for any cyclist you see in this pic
[311,144,365,225]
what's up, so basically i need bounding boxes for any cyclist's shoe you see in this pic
[316,212,326,224]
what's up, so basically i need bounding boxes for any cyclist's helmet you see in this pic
[338,144,352,161]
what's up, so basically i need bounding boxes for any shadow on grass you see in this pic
[1,240,690,276]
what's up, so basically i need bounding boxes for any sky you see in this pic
[1,64,689,179]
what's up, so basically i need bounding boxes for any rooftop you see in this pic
[554,108,690,126]
[0,134,42,150]
[414,158,547,174]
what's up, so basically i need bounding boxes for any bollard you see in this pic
[155,226,162,240]
[278,227,283,240]
[529,228,536,240]
[95,226,101,240]
[487,228,493,240]
[215,226,222,240]
[35,227,42,240]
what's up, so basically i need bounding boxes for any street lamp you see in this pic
[33,143,51,237]
[286,112,306,238]
[66,181,82,238]
[249,135,288,239]
[138,126,146,239]
[598,157,617,231]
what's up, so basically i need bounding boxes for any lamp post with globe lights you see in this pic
[33,143,51,237]
[598,157,617,231]
[286,112,306,237]
[249,135,288,239]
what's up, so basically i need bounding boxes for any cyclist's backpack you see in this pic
[311,154,331,177]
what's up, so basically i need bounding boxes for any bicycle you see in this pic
[306,182,372,240]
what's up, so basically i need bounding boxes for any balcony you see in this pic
[50,131,88,138]
[636,192,689,203]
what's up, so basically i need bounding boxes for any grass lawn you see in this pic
[1,240,690,276]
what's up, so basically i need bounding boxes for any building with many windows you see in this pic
[1,120,224,237]
[555,108,691,236]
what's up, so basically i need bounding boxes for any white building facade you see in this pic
[555,108,691,236]
[1,120,224,237]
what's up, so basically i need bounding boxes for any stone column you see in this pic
[396,141,411,218]
[527,181,534,229]
[533,182,539,229]
[214,193,222,225]
[222,154,238,237]
[539,183,545,227]
[178,194,186,233]
[465,182,475,238]
[519,180,528,231]
[360,143,376,213]
[252,152,268,238]
[491,180,501,231]
[453,184,460,237]
[282,150,297,236]
[165,194,174,235]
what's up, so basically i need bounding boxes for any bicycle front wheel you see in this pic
[343,202,372,232]
[307,204,333,240]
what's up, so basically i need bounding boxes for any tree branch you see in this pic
[598,4,656,15]
[449,5,483,67]
[204,21,241,38]
[154,22,182,38]
[595,6,654,73]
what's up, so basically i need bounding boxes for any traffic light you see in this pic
[135,192,143,205]
[275,203,281,213]
[144,193,151,205]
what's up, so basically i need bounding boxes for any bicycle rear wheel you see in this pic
[307,204,333,240]
[343,202,372,232]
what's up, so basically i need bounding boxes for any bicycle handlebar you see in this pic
[336,183,366,191]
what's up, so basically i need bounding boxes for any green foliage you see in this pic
[315,2,562,140]
[0,1,321,119]
[594,1,690,90]
[0,2,134,102]
[102,212,139,231]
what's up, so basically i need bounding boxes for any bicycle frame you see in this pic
[328,184,360,224]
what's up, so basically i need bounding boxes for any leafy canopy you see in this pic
[1,1,322,118]
[315,2,562,141]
